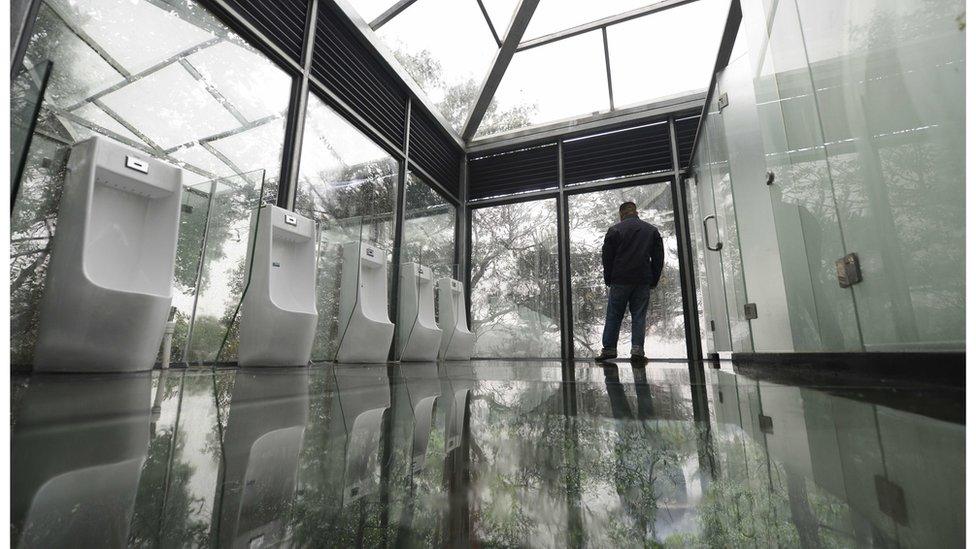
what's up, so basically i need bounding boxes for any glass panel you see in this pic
[295,94,399,361]
[568,183,687,358]
[478,30,609,137]
[685,173,711,355]
[69,102,145,145]
[184,40,293,122]
[46,0,215,74]
[402,171,457,279]
[11,0,293,367]
[25,4,125,108]
[11,60,53,186]
[379,0,498,131]
[522,0,661,40]
[163,180,213,364]
[98,63,241,149]
[606,0,728,108]
[10,135,71,366]
[704,91,753,352]
[470,199,561,358]
[739,0,861,351]
[795,0,966,350]
[185,170,266,364]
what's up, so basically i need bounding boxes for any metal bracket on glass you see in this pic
[703,215,723,251]
[835,253,862,288]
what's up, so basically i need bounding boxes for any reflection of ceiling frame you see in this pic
[44,0,277,181]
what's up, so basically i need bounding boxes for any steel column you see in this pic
[278,0,320,210]
[668,116,703,361]
[555,140,577,379]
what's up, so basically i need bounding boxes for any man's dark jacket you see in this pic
[601,215,665,287]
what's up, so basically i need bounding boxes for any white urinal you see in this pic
[397,263,442,362]
[239,205,318,367]
[437,278,474,361]
[34,136,182,372]
[335,242,394,363]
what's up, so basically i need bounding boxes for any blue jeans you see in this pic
[601,283,651,351]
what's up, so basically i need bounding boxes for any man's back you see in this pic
[601,216,665,287]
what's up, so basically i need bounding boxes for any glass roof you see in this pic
[347,0,729,140]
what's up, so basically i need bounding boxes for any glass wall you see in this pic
[568,183,687,358]
[470,199,561,358]
[693,0,965,353]
[295,93,399,361]
[10,0,293,366]
[401,171,457,279]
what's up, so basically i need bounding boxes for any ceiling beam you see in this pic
[370,0,419,30]
[475,0,503,46]
[461,0,541,141]
[516,0,700,53]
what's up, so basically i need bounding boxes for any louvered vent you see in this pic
[205,0,309,63]
[562,121,673,185]
[410,107,461,198]
[674,114,701,169]
[468,143,559,201]
[313,2,407,148]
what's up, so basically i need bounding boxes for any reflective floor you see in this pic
[10,361,964,548]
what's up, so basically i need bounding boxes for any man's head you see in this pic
[619,201,638,221]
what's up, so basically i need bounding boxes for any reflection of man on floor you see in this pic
[597,202,664,363]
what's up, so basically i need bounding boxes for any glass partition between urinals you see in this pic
[300,165,397,363]
[10,60,53,200]
[400,171,458,357]
[159,179,212,364]
[184,169,267,365]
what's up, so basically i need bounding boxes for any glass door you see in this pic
[567,181,687,359]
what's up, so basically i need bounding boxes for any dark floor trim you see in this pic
[731,351,964,387]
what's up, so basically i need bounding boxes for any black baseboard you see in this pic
[730,351,964,387]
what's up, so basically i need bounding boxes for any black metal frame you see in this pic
[463,114,703,364]
[10,0,708,368]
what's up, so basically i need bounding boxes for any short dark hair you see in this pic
[619,201,637,214]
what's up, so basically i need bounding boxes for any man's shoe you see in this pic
[596,348,618,362]
[630,346,647,365]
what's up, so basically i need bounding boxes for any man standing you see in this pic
[597,201,665,363]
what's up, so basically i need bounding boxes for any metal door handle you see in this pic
[703,215,723,251]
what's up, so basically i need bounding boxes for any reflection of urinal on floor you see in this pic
[239,205,318,367]
[34,136,182,372]
[401,363,441,474]
[216,368,309,549]
[11,373,152,547]
[440,363,475,453]
[334,365,391,505]
[336,242,394,363]
[398,263,442,362]
[437,278,474,361]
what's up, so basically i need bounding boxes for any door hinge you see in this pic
[759,414,773,434]
[717,92,729,111]
[709,320,716,332]
[744,303,758,320]
[836,253,862,288]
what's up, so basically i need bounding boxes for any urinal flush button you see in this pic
[125,155,149,174]
[284,214,298,226]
